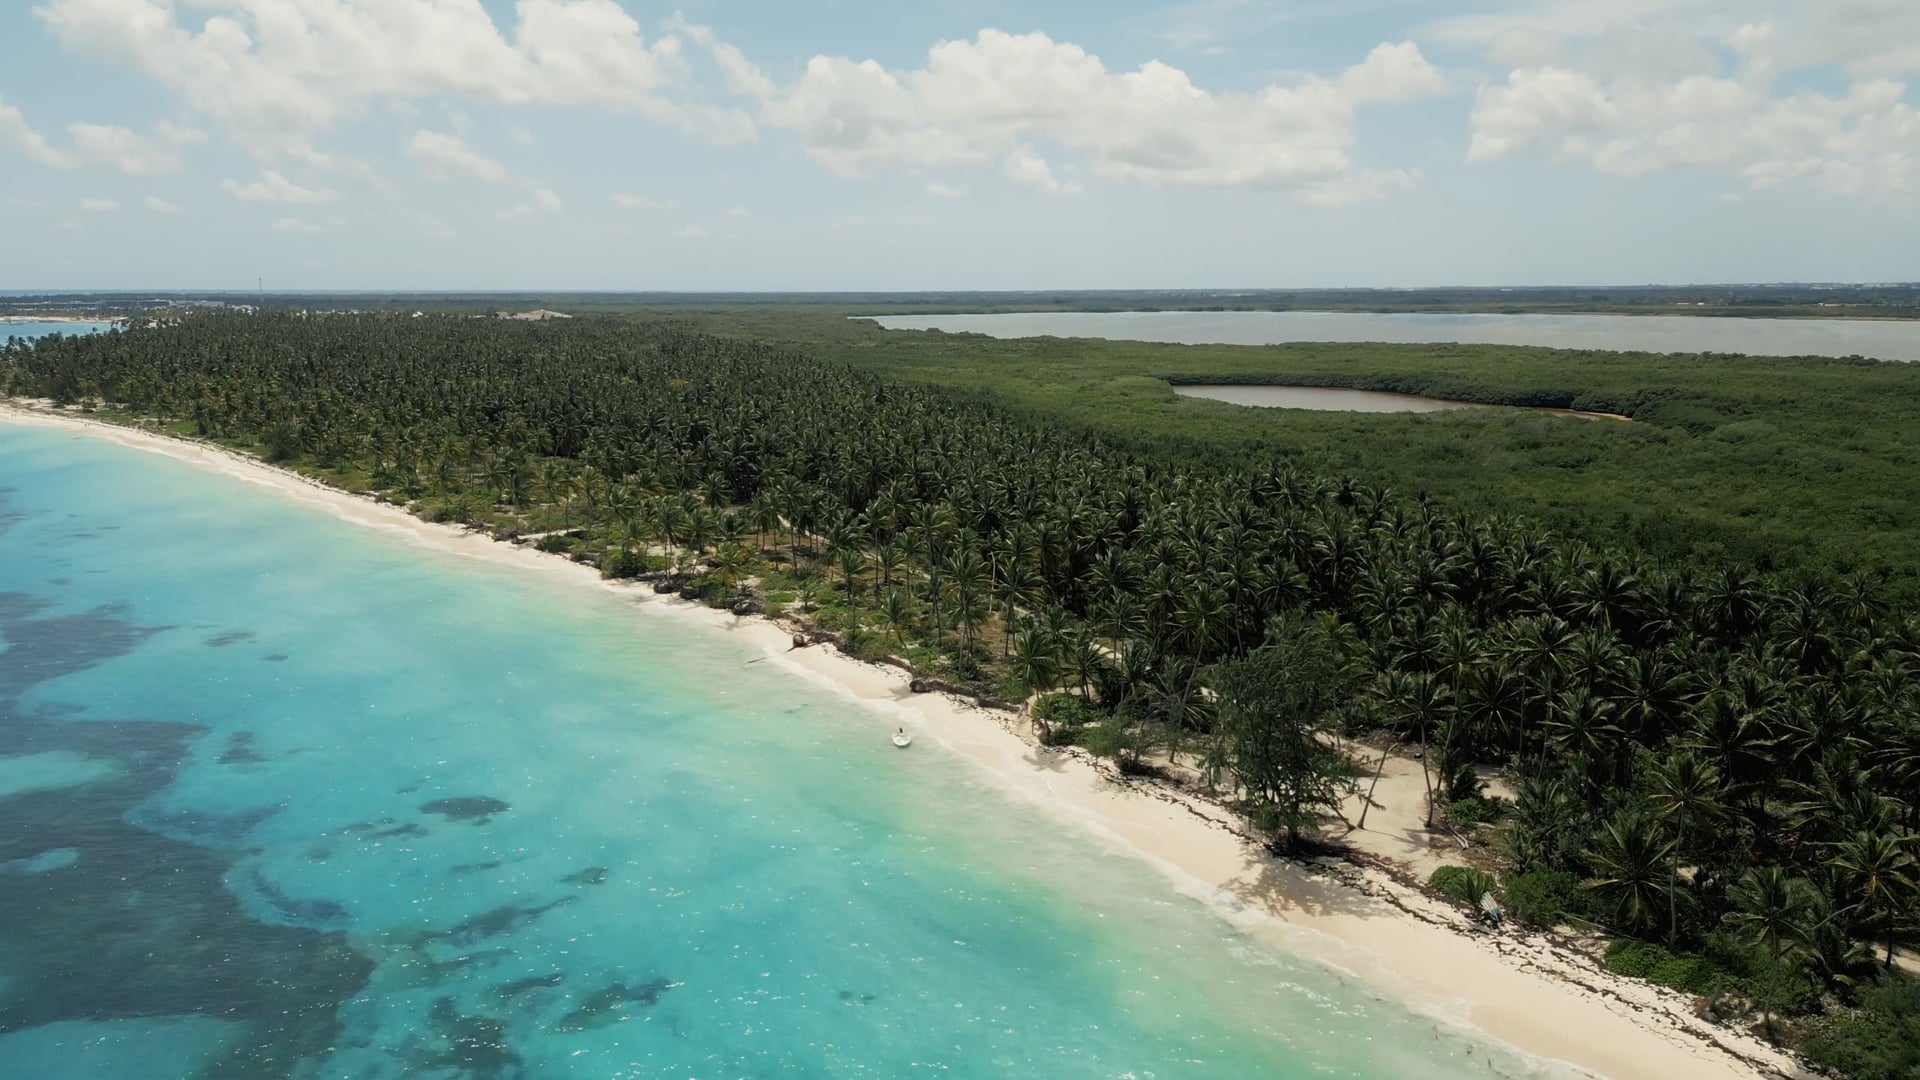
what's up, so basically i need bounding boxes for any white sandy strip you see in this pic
[0,403,1807,1080]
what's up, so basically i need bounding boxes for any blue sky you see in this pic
[0,0,1915,291]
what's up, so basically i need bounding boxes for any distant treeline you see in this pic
[6,282,1920,320]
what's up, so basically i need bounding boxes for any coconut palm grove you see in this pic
[7,311,1920,1077]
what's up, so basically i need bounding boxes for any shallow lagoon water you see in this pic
[0,422,1542,1078]
[871,310,1920,362]
[1,321,114,342]
[1174,384,1479,414]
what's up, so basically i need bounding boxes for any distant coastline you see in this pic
[0,396,1804,1080]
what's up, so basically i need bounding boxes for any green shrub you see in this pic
[945,649,984,682]
[1079,716,1145,761]
[1429,865,1498,908]
[1801,978,1920,1080]
[839,622,872,656]
[1501,869,1595,927]
[1446,795,1507,828]
[600,547,649,579]
[1033,693,1103,746]
[1603,939,1740,997]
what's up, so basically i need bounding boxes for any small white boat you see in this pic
[891,730,913,748]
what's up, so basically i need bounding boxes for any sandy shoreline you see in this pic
[0,402,1804,1080]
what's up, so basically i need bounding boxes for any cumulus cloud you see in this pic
[406,129,508,182]
[0,101,70,168]
[926,182,966,198]
[284,144,384,187]
[33,0,755,149]
[80,197,119,212]
[65,122,188,174]
[1452,1,1920,200]
[222,169,339,203]
[612,192,676,209]
[706,27,1443,200]
[145,195,183,213]
[270,217,324,234]
[502,187,564,216]
[1003,149,1080,194]
[0,98,195,173]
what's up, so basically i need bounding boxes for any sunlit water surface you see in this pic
[870,310,1920,361]
[0,422,1543,1079]
[1,321,115,342]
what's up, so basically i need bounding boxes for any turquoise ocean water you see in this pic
[0,421,1543,1079]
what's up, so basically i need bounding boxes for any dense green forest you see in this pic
[668,312,1920,585]
[6,314,1918,1076]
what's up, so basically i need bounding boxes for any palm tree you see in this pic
[1645,748,1724,945]
[1828,831,1919,966]
[1503,614,1574,762]
[1724,867,1818,1035]
[836,547,865,601]
[1585,808,1676,936]
[881,589,912,645]
[947,545,989,649]
[1009,626,1059,699]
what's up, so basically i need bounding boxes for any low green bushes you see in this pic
[1800,978,1920,1080]
[1032,693,1102,746]
[1603,939,1739,997]
[1500,869,1597,928]
[1428,865,1498,907]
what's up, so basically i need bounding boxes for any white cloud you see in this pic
[283,144,384,187]
[677,223,708,238]
[669,16,777,99]
[612,192,676,209]
[724,205,751,220]
[510,127,535,147]
[222,170,339,203]
[927,182,966,198]
[0,100,70,168]
[80,197,118,212]
[503,187,564,217]
[1338,42,1451,104]
[1436,1,1920,80]
[144,195,183,213]
[270,217,324,234]
[66,121,190,174]
[406,129,508,182]
[740,28,1443,199]
[0,98,192,173]
[1003,149,1081,194]
[1455,1,1920,201]
[33,0,755,149]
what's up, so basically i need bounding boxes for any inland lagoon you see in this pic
[1170,385,1629,420]
[0,420,1544,1079]
[1,321,115,343]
